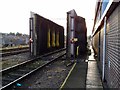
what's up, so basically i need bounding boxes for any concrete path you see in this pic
[86,46,103,89]
[60,61,88,89]
[60,46,103,89]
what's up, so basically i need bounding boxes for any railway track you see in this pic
[0,48,66,90]
[1,47,29,57]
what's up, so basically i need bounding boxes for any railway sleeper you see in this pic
[2,80,11,86]
[2,78,15,82]
[24,66,36,70]
[2,78,15,86]
[42,56,55,61]
[8,73,23,77]
[17,69,30,73]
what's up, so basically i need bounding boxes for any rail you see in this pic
[1,48,66,90]
[1,48,29,57]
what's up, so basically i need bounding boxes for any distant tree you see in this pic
[9,32,15,36]
[23,34,29,37]
[16,32,22,36]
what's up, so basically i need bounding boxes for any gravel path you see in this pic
[12,56,72,89]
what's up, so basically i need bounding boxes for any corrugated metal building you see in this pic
[92,0,120,88]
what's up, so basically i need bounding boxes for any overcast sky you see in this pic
[0,0,96,36]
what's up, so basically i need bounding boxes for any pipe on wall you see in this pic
[102,16,107,81]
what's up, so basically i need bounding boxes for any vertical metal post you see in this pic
[102,16,107,81]
[30,12,37,56]
[70,17,74,58]
[98,31,101,61]
[66,10,76,60]
[30,18,33,56]
[66,12,71,59]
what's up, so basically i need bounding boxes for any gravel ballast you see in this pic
[12,56,72,89]
[1,52,30,70]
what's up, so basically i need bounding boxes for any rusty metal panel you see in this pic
[74,16,87,56]
[66,10,87,58]
[30,13,64,56]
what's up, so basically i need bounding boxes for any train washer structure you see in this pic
[66,9,87,60]
[29,12,64,56]
[29,10,87,60]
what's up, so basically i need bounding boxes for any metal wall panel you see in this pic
[92,32,99,55]
[74,16,87,55]
[30,13,64,56]
[92,2,120,88]
[66,10,77,59]
[66,10,87,59]
[106,4,120,88]
[118,3,120,88]
[104,18,110,86]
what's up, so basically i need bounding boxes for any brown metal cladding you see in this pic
[31,14,64,56]
[92,31,99,55]
[74,16,87,55]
